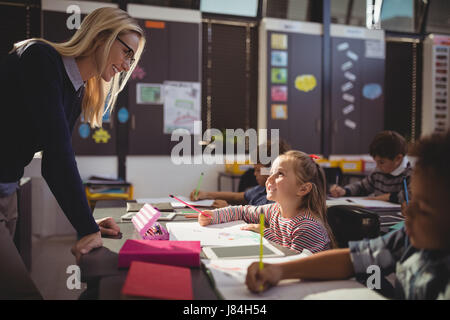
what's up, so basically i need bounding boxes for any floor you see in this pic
[30,235,87,300]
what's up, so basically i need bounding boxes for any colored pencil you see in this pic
[169,194,211,218]
[194,172,204,199]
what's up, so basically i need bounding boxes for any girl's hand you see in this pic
[198,210,214,226]
[245,262,283,293]
[240,224,263,233]
[329,185,346,197]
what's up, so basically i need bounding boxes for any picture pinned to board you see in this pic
[271,51,288,67]
[295,75,317,92]
[362,83,382,100]
[78,123,90,139]
[271,85,287,102]
[271,33,288,50]
[344,119,357,130]
[92,128,111,144]
[131,64,146,81]
[137,83,164,104]
[271,68,287,84]
[271,104,288,120]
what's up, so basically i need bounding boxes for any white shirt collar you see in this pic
[62,56,85,92]
[390,155,409,176]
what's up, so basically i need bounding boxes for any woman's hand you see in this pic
[240,224,263,233]
[96,217,120,236]
[245,262,283,293]
[71,231,103,264]
[329,185,346,197]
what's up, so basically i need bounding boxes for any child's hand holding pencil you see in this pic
[245,262,283,293]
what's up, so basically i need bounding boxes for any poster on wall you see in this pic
[163,81,201,134]
[137,83,164,104]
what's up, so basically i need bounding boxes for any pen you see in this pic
[169,194,212,218]
[403,177,409,204]
[335,173,339,186]
[194,172,204,199]
[259,212,264,292]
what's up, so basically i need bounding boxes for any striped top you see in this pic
[211,203,331,253]
[344,162,412,204]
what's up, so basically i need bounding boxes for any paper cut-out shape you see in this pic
[92,128,111,143]
[271,33,288,50]
[271,85,287,101]
[344,119,357,130]
[271,68,287,84]
[271,51,288,67]
[79,123,90,139]
[363,83,382,100]
[271,104,288,120]
[343,93,355,103]
[343,104,355,115]
[295,75,317,92]
[118,107,129,123]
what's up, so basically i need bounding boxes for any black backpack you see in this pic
[327,205,380,248]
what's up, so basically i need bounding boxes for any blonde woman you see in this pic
[0,7,145,298]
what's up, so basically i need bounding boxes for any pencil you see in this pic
[403,177,409,204]
[259,212,264,292]
[194,172,204,199]
[169,194,211,218]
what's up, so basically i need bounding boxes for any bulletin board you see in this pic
[126,4,202,155]
[330,25,385,154]
[260,18,323,154]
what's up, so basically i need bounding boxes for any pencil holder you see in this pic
[132,204,170,240]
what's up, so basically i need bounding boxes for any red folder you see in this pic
[118,239,201,268]
[121,261,193,300]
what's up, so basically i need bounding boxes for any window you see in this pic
[380,0,415,32]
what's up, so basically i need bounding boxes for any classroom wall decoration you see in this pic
[422,34,450,136]
[260,18,322,154]
[330,25,385,154]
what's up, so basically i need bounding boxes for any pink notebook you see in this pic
[121,261,193,300]
[118,239,201,268]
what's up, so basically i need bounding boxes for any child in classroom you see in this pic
[246,131,450,300]
[198,150,336,254]
[330,130,412,204]
[190,139,291,208]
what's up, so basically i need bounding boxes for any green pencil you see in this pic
[194,172,204,199]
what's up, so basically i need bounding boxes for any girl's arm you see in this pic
[246,248,354,293]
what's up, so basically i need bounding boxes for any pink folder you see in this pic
[118,239,201,268]
[121,261,193,300]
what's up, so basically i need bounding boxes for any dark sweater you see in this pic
[0,42,99,237]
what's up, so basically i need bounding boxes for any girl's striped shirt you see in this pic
[210,203,330,253]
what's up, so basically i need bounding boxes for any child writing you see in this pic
[330,130,411,204]
[246,131,450,299]
[198,151,336,254]
[190,139,291,208]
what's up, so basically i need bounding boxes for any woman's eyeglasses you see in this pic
[116,37,136,66]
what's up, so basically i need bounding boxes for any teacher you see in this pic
[0,7,145,298]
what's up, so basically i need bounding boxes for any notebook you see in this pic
[121,261,193,300]
[118,239,201,268]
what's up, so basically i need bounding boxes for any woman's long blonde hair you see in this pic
[281,150,337,248]
[11,7,145,128]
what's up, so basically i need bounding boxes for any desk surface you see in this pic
[80,200,297,300]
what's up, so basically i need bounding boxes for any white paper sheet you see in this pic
[166,220,268,247]
[202,253,383,300]
[136,196,214,208]
[327,197,401,210]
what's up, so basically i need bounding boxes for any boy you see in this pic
[330,130,411,204]
[190,139,290,208]
[246,131,450,299]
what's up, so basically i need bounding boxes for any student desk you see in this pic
[79,200,298,300]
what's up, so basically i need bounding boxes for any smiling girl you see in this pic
[198,151,336,253]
